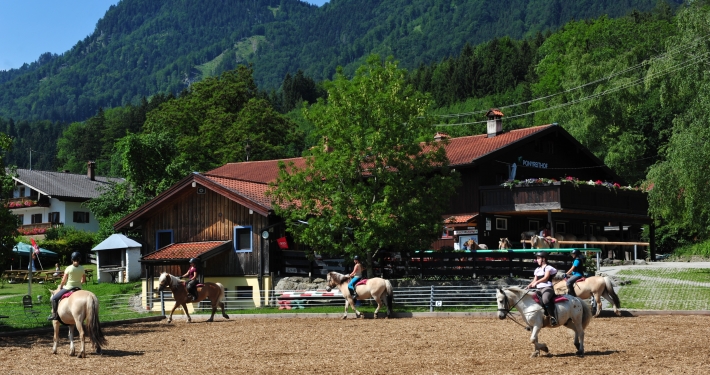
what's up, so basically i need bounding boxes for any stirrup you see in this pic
[550,316,558,326]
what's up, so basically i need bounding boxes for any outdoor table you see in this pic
[98,266,124,283]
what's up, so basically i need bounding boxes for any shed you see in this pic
[92,234,143,282]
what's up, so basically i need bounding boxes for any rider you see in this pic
[47,252,86,321]
[348,255,363,300]
[527,251,559,327]
[564,249,585,297]
[540,222,555,245]
[182,258,199,301]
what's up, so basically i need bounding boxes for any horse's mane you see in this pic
[328,271,351,285]
[160,272,181,288]
[504,286,531,297]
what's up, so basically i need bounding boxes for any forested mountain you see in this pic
[0,0,679,124]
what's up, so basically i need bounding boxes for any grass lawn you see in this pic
[616,268,710,310]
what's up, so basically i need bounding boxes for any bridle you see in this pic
[497,288,533,329]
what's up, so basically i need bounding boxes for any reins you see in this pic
[498,288,536,330]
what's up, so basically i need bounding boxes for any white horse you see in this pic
[530,234,559,249]
[325,271,393,319]
[496,287,592,357]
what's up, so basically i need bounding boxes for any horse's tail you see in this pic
[604,276,621,309]
[216,282,226,303]
[86,293,108,349]
[580,295,593,329]
[385,279,394,309]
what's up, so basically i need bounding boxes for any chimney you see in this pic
[434,132,449,141]
[87,161,96,181]
[486,108,504,137]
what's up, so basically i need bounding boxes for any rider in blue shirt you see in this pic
[348,256,363,300]
[564,249,585,297]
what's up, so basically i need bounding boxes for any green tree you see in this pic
[268,55,460,276]
[0,133,21,270]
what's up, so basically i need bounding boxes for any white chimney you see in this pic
[486,108,504,137]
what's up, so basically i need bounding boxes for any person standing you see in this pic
[564,249,585,297]
[527,251,559,326]
[47,252,85,321]
[348,255,363,300]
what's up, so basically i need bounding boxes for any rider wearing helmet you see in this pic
[527,251,559,326]
[181,258,199,301]
[563,249,585,297]
[348,255,363,300]
[48,252,86,321]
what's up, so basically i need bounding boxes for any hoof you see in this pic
[96,347,102,355]
[206,318,213,322]
[576,350,584,357]
[341,315,347,320]
[615,311,622,316]
[167,319,173,324]
[540,345,549,353]
[530,351,539,358]
[223,314,230,319]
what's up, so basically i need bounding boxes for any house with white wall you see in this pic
[7,161,124,235]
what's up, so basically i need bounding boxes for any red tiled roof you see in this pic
[440,125,551,166]
[443,214,478,224]
[141,241,230,261]
[202,176,273,209]
[205,157,307,184]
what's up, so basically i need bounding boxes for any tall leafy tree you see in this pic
[269,55,460,275]
[0,133,21,269]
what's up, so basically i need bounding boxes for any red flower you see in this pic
[565,176,574,181]
[595,180,603,185]
[613,183,621,188]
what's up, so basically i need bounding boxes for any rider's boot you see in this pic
[567,287,577,297]
[47,301,58,321]
[545,304,558,326]
[350,289,357,300]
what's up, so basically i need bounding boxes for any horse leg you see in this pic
[573,322,585,356]
[602,290,621,316]
[220,301,229,319]
[342,299,349,319]
[68,325,75,356]
[167,301,180,323]
[52,320,59,354]
[76,320,86,358]
[593,293,603,317]
[372,294,382,319]
[182,302,192,323]
[529,325,548,357]
[207,301,216,322]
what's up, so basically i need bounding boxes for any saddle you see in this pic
[182,281,204,288]
[531,293,568,305]
[574,277,586,283]
[354,279,368,286]
[58,287,81,301]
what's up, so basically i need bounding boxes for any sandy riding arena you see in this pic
[1,315,708,374]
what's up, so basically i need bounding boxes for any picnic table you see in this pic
[2,270,29,283]
[98,266,123,283]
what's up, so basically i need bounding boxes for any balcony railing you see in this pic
[17,223,60,235]
[5,197,49,209]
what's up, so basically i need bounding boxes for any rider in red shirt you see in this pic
[182,258,199,301]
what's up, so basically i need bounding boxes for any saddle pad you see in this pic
[59,288,81,301]
[575,277,586,283]
[355,279,368,286]
[531,293,568,304]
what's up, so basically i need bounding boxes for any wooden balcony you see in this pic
[479,183,649,218]
[5,197,50,209]
[18,223,60,235]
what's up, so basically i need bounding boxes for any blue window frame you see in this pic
[156,230,174,250]
[234,226,253,253]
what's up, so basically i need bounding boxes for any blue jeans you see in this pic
[566,275,582,296]
[348,277,361,297]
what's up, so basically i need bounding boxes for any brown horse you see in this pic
[325,271,393,319]
[50,288,107,357]
[498,238,513,250]
[555,275,621,317]
[158,272,229,323]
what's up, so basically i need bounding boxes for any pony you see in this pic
[496,287,592,357]
[555,276,621,317]
[325,271,393,319]
[530,234,559,249]
[158,272,229,323]
[465,238,489,250]
[520,231,537,248]
[50,288,107,357]
[498,238,513,250]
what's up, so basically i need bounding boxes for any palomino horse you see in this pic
[555,275,621,317]
[50,288,107,357]
[325,271,393,319]
[158,272,229,323]
[530,234,559,249]
[466,238,489,250]
[496,287,592,357]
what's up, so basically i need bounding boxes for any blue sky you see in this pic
[0,0,329,71]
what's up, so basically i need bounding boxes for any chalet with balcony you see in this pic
[7,161,124,236]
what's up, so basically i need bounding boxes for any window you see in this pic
[19,187,26,197]
[528,220,540,231]
[49,212,60,224]
[556,222,566,233]
[156,230,174,250]
[234,226,253,253]
[73,211,90,223]
[15,214,24,225]
[495,218,508,230]
[31,213,42,224]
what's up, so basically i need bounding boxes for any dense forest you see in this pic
[0,0,677,124]
[4,0,710,252]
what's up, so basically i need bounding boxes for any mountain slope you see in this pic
[0,0,680,123]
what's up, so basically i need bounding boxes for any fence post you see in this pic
[634,244,637,264]
[160,290,165,316]
[429,285,434,313]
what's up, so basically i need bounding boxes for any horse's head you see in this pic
[498,238,510,250]
[158,272,172,291]
[495,288,509,320]
[325,272,338,292]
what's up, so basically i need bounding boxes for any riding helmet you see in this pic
[571,249,582,256]
[534,251,548,258]
[353,255,360,261]
[189,258,197,264]
[71,252,82,262]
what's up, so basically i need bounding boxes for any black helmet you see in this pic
[353,255,360,261]
[71,252,82,262]
[571,249,582,256]
[534,251,548,258]
[189,258,197,264]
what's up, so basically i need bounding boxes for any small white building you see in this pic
[92,234,143,283]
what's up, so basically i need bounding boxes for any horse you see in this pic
[553,232,577,248]
[465,238,489,250]
[496,287,592,357]
[498,238,513,250]
[50,288,107,357]
[325,271,393,319]
[158,272,229,323]
[530,234,559,249]
[520,231,537,248]
[555,275,621,317]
